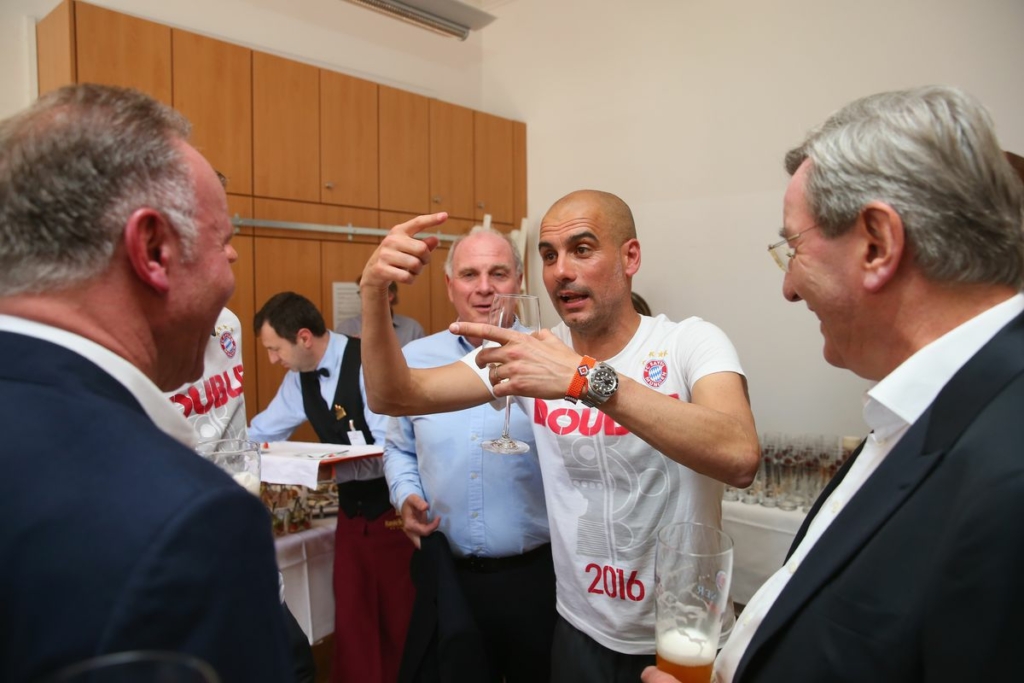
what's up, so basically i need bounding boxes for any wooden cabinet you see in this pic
[253,52,320,203]
[513,120,528,229]
[474,111,514,225]
[379,86,430,215]
[321,71,378,209]
[430,100,475,220]
[173,31,253,196]
[36,1,172,102]
[35,0,74,95]
[76,3,172,104]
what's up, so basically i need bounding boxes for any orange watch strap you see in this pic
[565,355,596,403]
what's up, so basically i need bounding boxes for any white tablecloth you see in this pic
[722,500,806,604]
[261,441,383,488]
[275,517,336,644]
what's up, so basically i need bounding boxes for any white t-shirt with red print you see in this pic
[463,313,744,654]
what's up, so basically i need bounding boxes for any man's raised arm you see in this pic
[360,213,492,416]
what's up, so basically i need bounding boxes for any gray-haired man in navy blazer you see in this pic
[647,86,1024,683]
[0,84,291,683]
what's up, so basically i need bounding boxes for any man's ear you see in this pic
[296,328,313,348]
[622,238,641,277]
[860,202,905,292]
[123,208,174,294]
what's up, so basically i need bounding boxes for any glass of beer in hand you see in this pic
[654,522,733,683]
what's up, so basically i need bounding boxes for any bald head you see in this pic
[544,190,637,245]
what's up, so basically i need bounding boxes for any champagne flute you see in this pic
[481,293,541,455]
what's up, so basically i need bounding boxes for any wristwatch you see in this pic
[580,362,619,408]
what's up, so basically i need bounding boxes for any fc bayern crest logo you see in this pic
[643,359,667,387]
[220,331,238,358]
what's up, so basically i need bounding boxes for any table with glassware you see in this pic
[722,433,857,604]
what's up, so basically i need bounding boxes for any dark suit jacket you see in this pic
[0,332,292,683]
[734,311,1024,682]
[399,533,489,683]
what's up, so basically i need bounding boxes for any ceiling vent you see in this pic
[343,0,496,40]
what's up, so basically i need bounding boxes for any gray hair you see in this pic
[785,85,1024,289]
[444,225,524,279]
[0,84,197,296]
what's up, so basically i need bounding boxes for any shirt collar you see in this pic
[0,314,197,448]
[864,293,1024,435]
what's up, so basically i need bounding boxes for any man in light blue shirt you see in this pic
[384,227,554,683]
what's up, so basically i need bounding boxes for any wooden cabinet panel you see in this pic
[473,112,514,224]
[75,2,171,105]
[253,52,319,202]
[173,31,252,195]
[321,241,379,331]
[254,198,379,241]
[252,237,321,416]
[513,120,528,229]
[321,71,378,209]
[379,86,429,215]
[36,0,75,96]
[430,99,475,219]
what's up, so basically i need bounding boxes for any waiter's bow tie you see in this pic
[317,368,330,378]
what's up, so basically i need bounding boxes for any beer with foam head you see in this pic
[655,627,715,683]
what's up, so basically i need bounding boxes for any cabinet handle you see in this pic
[477,201,485,209]
[432,196,442,203]
[324,182,335,190]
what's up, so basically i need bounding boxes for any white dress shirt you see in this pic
[714,292,1024,681]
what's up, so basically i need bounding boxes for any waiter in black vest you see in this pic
[248,291,415,683]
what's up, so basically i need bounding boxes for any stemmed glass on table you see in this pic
[481,293,541,455]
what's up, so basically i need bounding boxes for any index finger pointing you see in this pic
[395,212,448,238]
[449,321,514,345]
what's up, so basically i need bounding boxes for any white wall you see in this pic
[2,0,1023,438]
[478,0,1024,437]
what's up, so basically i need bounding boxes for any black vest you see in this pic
[299,336,390,520]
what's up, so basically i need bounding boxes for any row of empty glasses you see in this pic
[724,433,858,512]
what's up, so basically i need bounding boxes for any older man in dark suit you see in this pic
[0,84,290,682]
[646,85,1024,683]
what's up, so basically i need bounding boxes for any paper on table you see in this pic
[260,441,383,488]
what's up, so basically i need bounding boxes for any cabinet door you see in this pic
[75,2,171,104]
[379,86,429,215]
[513,120,528,229]
[173,31,252,196]
[430,100,475,220]
[474,112,515,225]
[321,70,378,209]
[35,0,75,96]
[253,52,320,202]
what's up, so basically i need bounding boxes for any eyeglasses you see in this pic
[768,226,818,272]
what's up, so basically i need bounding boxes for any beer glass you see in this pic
[654,522,733,683]
[195,439,261,496]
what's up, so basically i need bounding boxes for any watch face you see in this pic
[590,366,618,396]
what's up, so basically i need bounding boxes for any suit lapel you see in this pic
[736,311,1024,680]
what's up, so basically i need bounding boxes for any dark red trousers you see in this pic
[331,510,416,683]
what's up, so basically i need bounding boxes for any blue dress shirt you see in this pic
[383,331,550,558]
[249,331,386,481]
